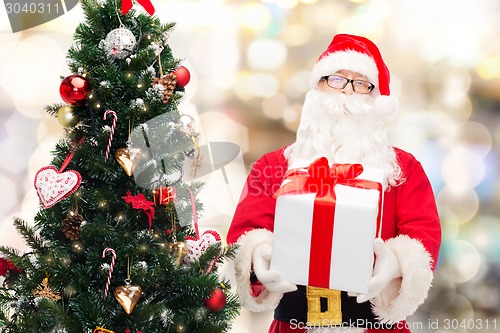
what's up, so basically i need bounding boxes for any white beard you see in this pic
[285,89,401,187]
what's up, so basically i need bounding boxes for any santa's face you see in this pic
[286,70,401,186]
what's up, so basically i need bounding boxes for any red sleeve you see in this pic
[226,148,288,244]
[395,151,442,269]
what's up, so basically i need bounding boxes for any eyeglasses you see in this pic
[321,75,375,94]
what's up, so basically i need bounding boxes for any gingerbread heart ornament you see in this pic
[184,230,221,273]
[114,282,143,315]
[115,147,144,176]
[34,166,81,209]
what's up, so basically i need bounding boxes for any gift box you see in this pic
[270,157,385,294]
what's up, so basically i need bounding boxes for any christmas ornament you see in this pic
[114,282,143,315]
[32,276,61,302]
[178,114,196,135]
[104,27,137,60]
[61,212,84,240]
[102,110,118,161]
[93,327,115,333]
[60,75,90,105]
[204,288,226,312]
[122,0,155,16]
[122,191,155,229]
[184,190,221,273]
[173,66,190,88]
[151,73,177,104]
[114,260,143,315]
[168,242,187,267]
[152,186,176,205]
[57,105,79,127]
[115,146,144,176]
[101,248,116,298]
[34,138,84,209]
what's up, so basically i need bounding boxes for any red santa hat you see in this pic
[309,34,398,117]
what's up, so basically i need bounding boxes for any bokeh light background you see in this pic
[1,0,500,332]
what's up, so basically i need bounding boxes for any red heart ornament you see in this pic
[184,230,221,273]
[34,166,81,209]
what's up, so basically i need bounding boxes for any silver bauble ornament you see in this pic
[104,27,137,59]
[178,114,196,135]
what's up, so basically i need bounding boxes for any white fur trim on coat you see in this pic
[233,228,284,312]
[371,235,434,324]
[310,50,378,91]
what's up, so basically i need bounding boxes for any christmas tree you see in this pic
[0,0,239,332]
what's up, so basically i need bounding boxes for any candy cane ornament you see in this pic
[102,247,117,298]
[103,110,117,161]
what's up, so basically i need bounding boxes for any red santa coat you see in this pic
[227,147,441,333]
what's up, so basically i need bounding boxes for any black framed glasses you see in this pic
[321,75,375,94]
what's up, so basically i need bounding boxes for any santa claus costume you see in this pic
[227,34,441,333]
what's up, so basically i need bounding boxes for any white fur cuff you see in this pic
[371,235,434,324]
[233,228,284,312]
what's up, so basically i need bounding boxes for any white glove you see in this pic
[349,238,401,303]
[252,243,297,293]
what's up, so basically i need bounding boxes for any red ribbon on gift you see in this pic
[273,157,383,289]
[122,0,155,16]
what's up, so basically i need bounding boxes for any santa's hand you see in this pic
[349,238,401,303]
[252,243,297,293]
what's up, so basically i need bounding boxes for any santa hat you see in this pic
[309,34,398,117]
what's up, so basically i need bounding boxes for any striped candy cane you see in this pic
[103,110,117,161]
[102,247,116,298]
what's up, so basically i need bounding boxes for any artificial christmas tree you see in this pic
[0,0,239,332]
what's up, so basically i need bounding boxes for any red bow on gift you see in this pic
[122,0,155,16]
[274,157,380,198]
[273,157,384,288]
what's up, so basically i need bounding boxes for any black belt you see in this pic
[274,285,394,329]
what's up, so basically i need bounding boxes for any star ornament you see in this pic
[123,191,155,229]
[32,277,61,302]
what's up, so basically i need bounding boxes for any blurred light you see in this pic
[437,186,479,224]
[476,56,500,80]
[283,70,311,98]
[262,93,288,120]
[441,147,485,191]
[0,113,39,173]
[281,24,313,47]
[263,0,299,9]
[338,1,392,38]
[427,62,471,107]
[300,0,318,3]
[199,111,249,154]
[238,3,272,31]
[443,240,481,284]
[247,39,287,71]
[0,35,65,119]
[299,2,346,31]
[282,103,302,132]
[236,72,279,98]
[0,173,17,214]
[451,121,492,158]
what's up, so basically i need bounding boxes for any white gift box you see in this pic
[270,160,385,294]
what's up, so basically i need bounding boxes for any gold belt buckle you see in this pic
[306,286,342,327]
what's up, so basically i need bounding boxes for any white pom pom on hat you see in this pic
[310,34,398,117]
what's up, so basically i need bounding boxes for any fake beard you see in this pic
[285,89,401,186]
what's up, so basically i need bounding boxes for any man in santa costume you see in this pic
[227,34,441,333]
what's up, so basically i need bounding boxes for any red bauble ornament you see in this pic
[60,75,91,105]
[173,66,191,88]
[204,288,226,312]
[153,186,176,205]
